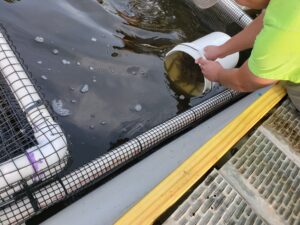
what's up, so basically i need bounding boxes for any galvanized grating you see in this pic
[227,130,300,225]
[263,99,300,154]
[163,169,267,225]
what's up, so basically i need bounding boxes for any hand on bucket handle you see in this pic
[195,56,221,93]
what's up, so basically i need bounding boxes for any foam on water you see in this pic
[62,59,71,65]
[52,49,59,55]
[100,121,107,125]
[34,36,44,43]
[134,104,142,112]
[51,99,71,117]
[80,84,89,93]
[179,95,185,100]
[41,75,48,80]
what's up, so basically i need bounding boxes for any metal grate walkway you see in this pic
[163,99,300,225]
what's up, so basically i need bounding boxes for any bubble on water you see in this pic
[62,59,71,65]
[47,68,52,71]
[37,60,43,64]
[92,76,97,83]
[35,36,44,43]
[80,84,89,93]
[134,104,142,112]
[41,75,48,80]
[100,121,107,125]
[89,66,94,71]
[51,99,71,117]
[76,61,81,66]
[172,15,176,20]
[71,99,77,104]
[91,37,97,42]
[89,125,95,129]
[52,49,59,55]
[179,95,185,100]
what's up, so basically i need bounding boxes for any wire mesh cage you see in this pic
[0,26,69,211]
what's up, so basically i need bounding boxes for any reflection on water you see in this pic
[0,0,231,170]
[101,0,226,55]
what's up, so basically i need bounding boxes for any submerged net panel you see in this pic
[0,1,251,224]
[0,75,36,162]
[0,26,69,211]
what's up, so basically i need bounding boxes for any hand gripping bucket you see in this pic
[164,32,239,96]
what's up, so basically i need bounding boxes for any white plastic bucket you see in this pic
[164,32,239,96]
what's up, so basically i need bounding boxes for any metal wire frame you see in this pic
[0,0,253,224]
[187,0,252,29]
[0,26,70,209]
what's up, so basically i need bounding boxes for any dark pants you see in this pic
[281,81,300,111]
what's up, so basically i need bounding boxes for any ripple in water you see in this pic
[98,0,200,55]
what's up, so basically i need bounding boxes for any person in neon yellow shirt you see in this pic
[195,0,300,110]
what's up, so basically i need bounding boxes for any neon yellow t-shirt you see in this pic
[248,0,300,83]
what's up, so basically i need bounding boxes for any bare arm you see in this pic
[215,61,276,92]
[235,0,270,10]
[204,12,264,60]
[196,59,277,92]
[218,12,264,58]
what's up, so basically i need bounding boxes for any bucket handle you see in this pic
[199,55,218,94]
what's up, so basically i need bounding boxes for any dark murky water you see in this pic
[0,0,233,170]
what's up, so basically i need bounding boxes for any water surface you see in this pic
[0,0,232,170]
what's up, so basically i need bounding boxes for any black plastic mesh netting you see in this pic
[0,0,251,224]
[0,25,69,223]
[0,76,37,163]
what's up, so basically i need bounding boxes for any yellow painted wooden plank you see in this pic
[115,84,286,225]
